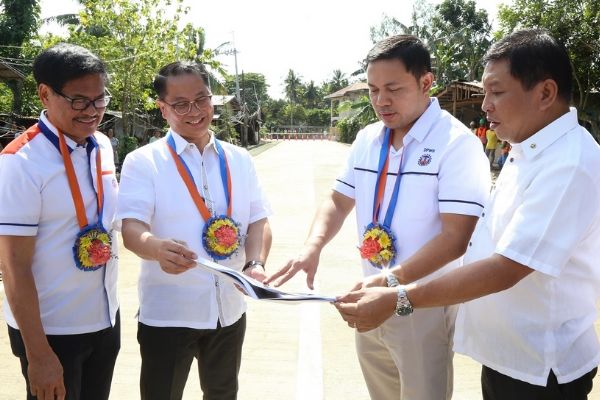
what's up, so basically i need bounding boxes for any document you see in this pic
[195,257,336,302]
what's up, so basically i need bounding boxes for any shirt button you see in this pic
[482,212,485,217]
[469,241,472,247]
[509,157,514,162]
[530,143,536,149]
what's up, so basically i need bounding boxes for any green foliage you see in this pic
[497,0,600,110]
[284,69,302,104]
[337,118,361,144]
[0,0,39,58]
[430,0,491,83]
[65,0,220,136]
[118,135,138,162]
[323,69,349,95]
[0,83,11,111]
[0,0,40,114]
[224,72,269,110]
[368,0,490,84]
[213,105,237,143]
[262,98,287,129]
[305,108,329,126]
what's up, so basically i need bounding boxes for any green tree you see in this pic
[224,72,269,110]
[497,0,600,137]
[430,0,491,84]
[67,0,219,136]
[284,69,302,104]
[323,69,349,95]
[0,0,40,114]
[284,69,302,127]
[262,98,287,130]
[369,2,436,45]
[302,80,320,109]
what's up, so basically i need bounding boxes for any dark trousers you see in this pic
[482,365,597,400]
[138,314,246,400]
[8,311,121,400]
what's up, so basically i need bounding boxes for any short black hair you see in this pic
[33,43,107,91]
[366,35,432,81]
[483,29,573,102]
[153,61,210,99]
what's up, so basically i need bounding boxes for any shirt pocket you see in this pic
[396,175,439,221]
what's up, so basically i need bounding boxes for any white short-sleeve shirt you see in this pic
[455,108,600,385]
[116,129,272,329]
[333,98,491,280]
[0,111,119,335]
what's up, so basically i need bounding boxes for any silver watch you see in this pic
[394,286,413,316]
[384,269,400,287]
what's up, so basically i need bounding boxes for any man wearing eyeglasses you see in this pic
[0,43,120,400]
[116,61,272,400]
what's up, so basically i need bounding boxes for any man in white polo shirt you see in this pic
[266,35,490,399]
[337,29,600,399]
[117,61,272,400]
[0,43,119,400]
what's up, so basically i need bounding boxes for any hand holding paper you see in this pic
[195,257,335,302]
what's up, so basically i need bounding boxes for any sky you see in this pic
[39,0,507,99]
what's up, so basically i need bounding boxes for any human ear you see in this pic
[38,84,51,106]
[421,72,434,93]
[537,79,558,111]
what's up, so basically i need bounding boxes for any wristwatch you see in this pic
[394,286,413,316]
[384,269,400,287]
[242,260,264,273]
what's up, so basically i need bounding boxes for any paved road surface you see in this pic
[1,139,598,399]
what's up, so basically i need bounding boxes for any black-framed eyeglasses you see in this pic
[164,95,213,115]
[53,88,111,111]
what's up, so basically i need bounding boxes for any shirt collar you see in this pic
[512,108,579,160]
[39,110,90,150]
[168,128,216,156]
[377,98,441,145]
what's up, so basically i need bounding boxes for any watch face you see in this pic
[395,287,413,316]
[396,305,413,316]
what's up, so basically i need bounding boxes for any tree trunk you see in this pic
[6,80,23,115]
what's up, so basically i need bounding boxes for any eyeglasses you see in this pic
[164,95,213,115]
[53,89,111,111]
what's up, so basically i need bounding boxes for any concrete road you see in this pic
[1,139,598,399]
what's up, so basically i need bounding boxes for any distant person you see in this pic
[475,119,487,150]
[336,28,600,400]
[107,128,119,165]
[266,35,490,400]
[0,43,119,400]
[485,126,498,167]
[469,120,477,134]
[497,141,511,169]
[148,129,161,143]
[117,61,272,400]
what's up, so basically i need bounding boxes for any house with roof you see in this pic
[323,81,369,126]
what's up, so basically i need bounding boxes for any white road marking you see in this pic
[295,294,324,400]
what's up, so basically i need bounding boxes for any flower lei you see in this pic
[73,226,112,271]
[358,222,396,268]
[203,215,242,260]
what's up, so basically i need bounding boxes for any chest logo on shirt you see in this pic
[418,153,432,166]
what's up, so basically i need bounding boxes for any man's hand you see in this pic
[243,264,267,282]
[264,245,320,289]
[152,238,197,275]
[27,350,66,400]
[334,287,397,332]
[348,272,387,292]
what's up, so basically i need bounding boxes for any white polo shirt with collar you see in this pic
[455,108,600,385]
[116,129,272,329]
[333,98,490,281]
[0,111,119,335]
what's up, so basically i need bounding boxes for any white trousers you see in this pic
[355,305,458,400]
